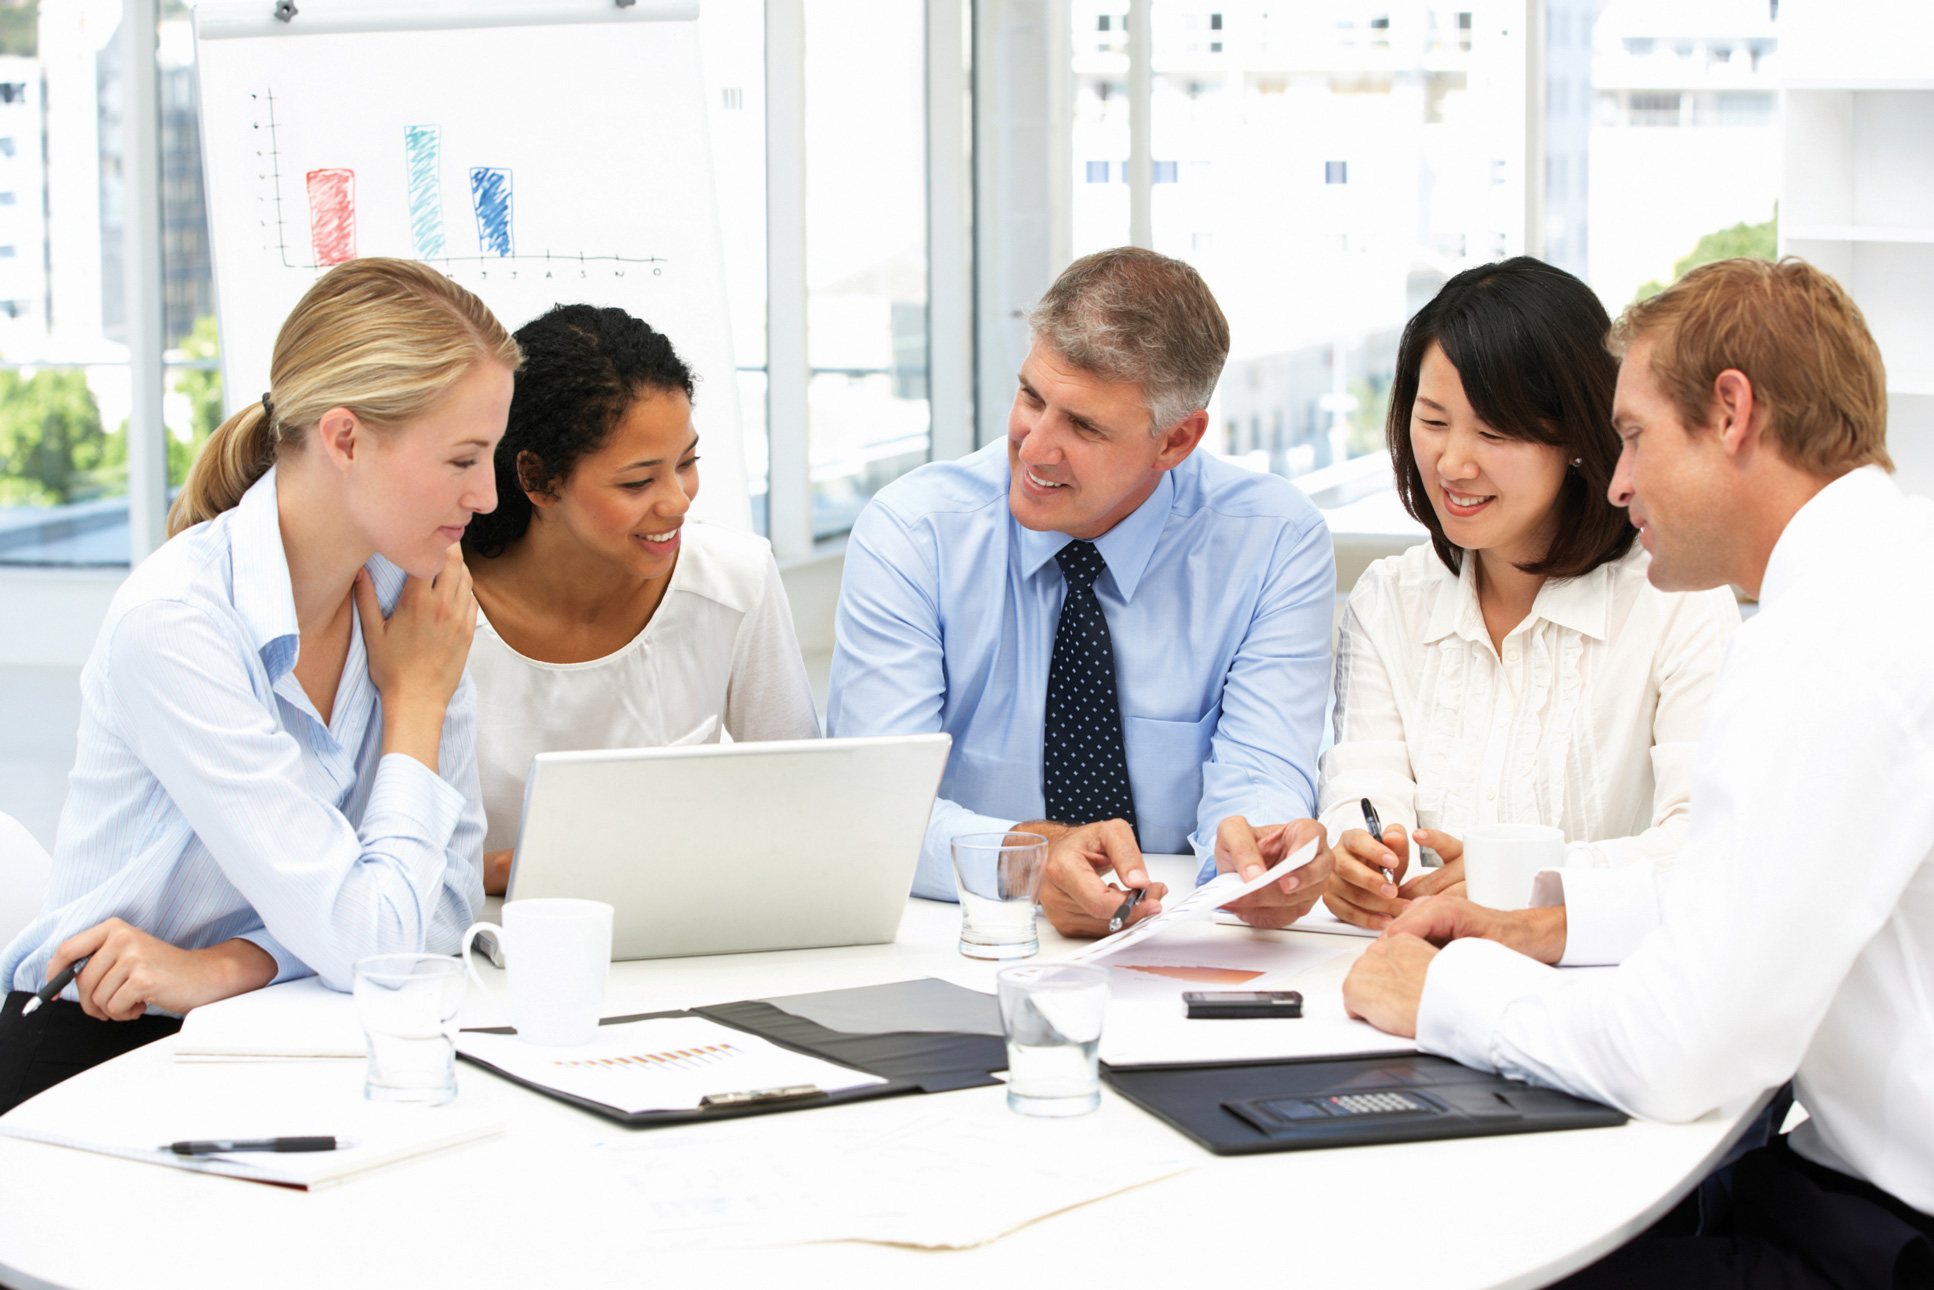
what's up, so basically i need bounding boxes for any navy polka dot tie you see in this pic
[1043,540,1138,837]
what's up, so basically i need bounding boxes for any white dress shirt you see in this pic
[469,519,821,853]
[1418,466,1934,1214]
[0,468,486,1000]
[1319,542,1738,962]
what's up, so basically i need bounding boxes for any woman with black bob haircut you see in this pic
[1316,257,1740,933]
[463,305,819,895]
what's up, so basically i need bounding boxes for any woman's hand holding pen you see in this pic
[1325,823,1415,930]
[1397,830,1466,902]
[44,918,275,1022]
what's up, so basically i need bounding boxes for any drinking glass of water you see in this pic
[353,954,466,1106]
[997,962,1110,1117]
[951,832,1051,959]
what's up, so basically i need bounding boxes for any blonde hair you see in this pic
[1610,256,1890,478]
[168,258,523,536]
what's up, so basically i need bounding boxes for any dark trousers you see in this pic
[0,990,182,1117]
[1556,1133,1934,1290]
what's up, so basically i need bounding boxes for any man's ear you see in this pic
[1711,369,1762,459]
[313,407,362,474]
[1154,408,1210,470]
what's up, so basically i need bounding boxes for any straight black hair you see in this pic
[464,304,696,558]
[1387,257,1634,579]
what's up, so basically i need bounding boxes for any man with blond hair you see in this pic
[828,247,1336,935]
[1345,256,1934,1285]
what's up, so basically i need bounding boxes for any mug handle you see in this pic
[460,922,511,1019]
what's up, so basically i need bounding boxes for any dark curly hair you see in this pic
[463,304,697,557]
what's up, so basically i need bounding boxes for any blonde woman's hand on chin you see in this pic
[357,542,478,771]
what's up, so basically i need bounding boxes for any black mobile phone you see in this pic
[1183,990,1304,1019]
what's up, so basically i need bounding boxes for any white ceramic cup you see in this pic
[461,898,613,1046]
[1460,824,1566,910]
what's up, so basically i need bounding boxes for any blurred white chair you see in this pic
[0,813,52,950]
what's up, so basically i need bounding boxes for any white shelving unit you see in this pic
[1778,0,1934,492]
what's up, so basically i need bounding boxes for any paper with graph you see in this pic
[456,1017,887,1114]
[192,3,750,528]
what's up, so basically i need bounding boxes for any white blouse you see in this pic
[1317,541,1739,874]
[469,519,822,852]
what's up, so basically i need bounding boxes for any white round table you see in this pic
[0,857,1761,1290]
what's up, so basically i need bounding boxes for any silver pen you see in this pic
[1108,886,1147,932]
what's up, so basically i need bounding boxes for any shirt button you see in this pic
[1485,787,1497,800]
[1505,649,1519,663]
[1495,715,1509,728]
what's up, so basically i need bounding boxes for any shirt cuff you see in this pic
[1417,937,1561,1072]
[914,802,1023,902]
[1547,865,1662,966]
[235,928,311,986]
[362,752,466,851]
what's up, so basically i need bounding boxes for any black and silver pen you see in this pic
[1360,798,1395,887]
[1108,886,1147,932]
[167,1136,355,1156]
[20,956,90,1017]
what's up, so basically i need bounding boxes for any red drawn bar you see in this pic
[305,168,357,266]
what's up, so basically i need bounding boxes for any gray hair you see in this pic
[1026,246,1231,435]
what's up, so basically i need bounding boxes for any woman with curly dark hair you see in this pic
[463,305,819,895]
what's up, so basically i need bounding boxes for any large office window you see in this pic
[803,0,930,540]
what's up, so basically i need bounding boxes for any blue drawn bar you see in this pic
[404,125,445,259]
[469,167,513,257]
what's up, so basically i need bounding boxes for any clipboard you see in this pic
[457,979,1009,1127]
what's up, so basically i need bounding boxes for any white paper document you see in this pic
[0,1101,500,1190]
[1066,836,1321,963]
[596,1108,1193,1249]
[456,1017,887,1114]
[1221,904,1378,938]
[174,975,366,1061]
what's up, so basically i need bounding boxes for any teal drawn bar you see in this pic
[404,125,445,259]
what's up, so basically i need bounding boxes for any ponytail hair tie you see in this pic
[261,392,275,424]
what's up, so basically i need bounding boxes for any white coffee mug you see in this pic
[1460,824,1566,910]
[461,898,613,1046]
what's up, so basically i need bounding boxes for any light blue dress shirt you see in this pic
[827,442,1335,900]
[1,467,486,1002]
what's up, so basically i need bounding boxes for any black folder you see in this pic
[458,978,1009,1127]
[1103,1052,1626,1154]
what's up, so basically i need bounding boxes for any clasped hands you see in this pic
[1023,814,1335,938]
[1342,893,1570,1038]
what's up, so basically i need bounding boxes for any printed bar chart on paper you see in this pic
[192,5,752,529]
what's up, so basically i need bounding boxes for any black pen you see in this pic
[1108,886,1147,933]
[1360,798,1395,887]
[167,1136,355,1156]
[20,956,89,1017]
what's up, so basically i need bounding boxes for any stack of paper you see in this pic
[596,1108,1193,1249]
[174,976,366,1062]
[457,1016,887,1114]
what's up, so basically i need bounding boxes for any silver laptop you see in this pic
[503,734,952,960]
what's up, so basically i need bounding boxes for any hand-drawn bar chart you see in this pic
[468,166,514,257]
[304,168,356,265]
[403,124,445,259]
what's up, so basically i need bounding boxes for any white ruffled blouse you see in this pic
[1317,541,1740,873]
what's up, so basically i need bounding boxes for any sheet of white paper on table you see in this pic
[595,1107,1193,1249]
[174,975,366,1061]
[1065,836,1321,964]
[456,1017,887,1113]
[0,1097,500,1189]
[1222,904,1379,938]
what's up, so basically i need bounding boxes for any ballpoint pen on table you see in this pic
[167,1137,356,1155]
[20,956,90,1017]
[1360,798,1396,887]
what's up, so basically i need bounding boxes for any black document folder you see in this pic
[458,978,1008,1127]
[1104,1053,1626,1155]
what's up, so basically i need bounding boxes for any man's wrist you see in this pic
[1508,906,1569,964]
[1014,819,1071,844]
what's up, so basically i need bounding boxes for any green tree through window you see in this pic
[170,314,223,487]
[0,369,120,506]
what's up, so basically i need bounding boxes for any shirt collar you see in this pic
[1759,464,1899,607]
[1421,547,1613,645]
[229,467,301,680]
[1015,467,1176,602]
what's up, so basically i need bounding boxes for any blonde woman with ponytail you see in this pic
[0,259,519,1113]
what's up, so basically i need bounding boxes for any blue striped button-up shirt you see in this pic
[2,467,486,1002]
[827,442,1336,899]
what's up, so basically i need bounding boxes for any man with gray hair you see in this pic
[828,247,1337,935]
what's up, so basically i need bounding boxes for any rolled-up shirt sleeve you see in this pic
[109,600,480,990]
